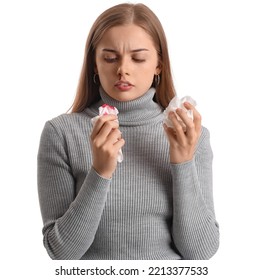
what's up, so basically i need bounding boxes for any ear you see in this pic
[155,65,162,75]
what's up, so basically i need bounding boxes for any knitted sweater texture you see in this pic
[37,88,219,260]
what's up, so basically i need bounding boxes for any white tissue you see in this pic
[163,96,197,131]
[91,104,123,163]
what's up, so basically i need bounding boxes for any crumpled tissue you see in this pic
[91,104,123,163]
[163,96,197,131]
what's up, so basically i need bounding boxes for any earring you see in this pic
[154,74,160,87]
[93,73,99,84]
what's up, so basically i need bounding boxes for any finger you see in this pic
[114,137,125,147]
[102,133,125,153]
[96,121,120,142]
[175,108,195,139]
[113,138,125,150]
[91,114,118,140]
[107,129,122,145]
[167,112,186,143]
[184,102,202,134]
[163,123,177,143]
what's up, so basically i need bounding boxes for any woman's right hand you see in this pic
[90,114,125,179]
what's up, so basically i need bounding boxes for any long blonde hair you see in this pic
[71,3,176,113]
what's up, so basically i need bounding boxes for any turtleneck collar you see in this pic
[86,87,164,126]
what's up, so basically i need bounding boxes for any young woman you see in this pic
[37,3,219,260]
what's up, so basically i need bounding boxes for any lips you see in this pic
[115,82,131,86]
[114,80,134,91]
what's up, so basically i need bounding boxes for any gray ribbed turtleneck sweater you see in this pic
[37,88,219,260]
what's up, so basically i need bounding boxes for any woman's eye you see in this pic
[104,57,118,63]
[132,58,146,63]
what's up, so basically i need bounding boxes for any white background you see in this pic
[1,0,262,279]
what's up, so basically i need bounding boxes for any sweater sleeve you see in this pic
[37,121,110,260]
[170,127,219,260]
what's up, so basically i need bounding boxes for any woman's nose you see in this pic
[116,58,130,77]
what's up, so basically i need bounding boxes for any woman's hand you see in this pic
[90,114,125,179]
[163,102,202,164]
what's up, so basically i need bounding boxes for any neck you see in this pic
[88,87,163,126]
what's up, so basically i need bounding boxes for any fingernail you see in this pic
[169,111,175,117]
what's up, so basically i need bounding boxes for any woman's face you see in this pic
[95,24,161,102]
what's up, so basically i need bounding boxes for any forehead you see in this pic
[96,24,156,51]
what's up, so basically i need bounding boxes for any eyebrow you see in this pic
[102,48,149,53]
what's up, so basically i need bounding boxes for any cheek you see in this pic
[97,63,116,76]
[137,65,156,79]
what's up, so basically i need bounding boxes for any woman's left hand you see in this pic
[163,102,202,164]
